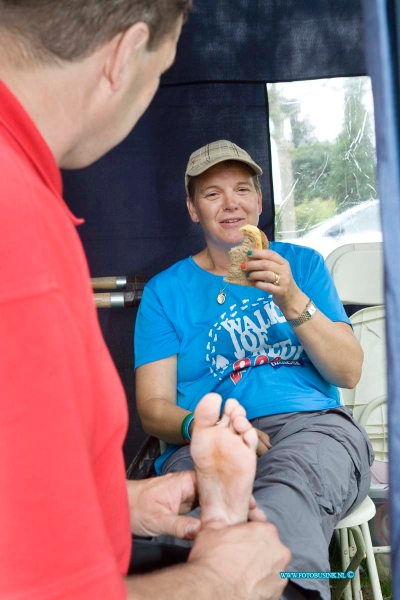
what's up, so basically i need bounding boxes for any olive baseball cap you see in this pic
[185,140,263,194]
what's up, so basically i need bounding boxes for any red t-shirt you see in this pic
[0,80,131,599]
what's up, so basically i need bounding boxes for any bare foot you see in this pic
[190,393,259,528]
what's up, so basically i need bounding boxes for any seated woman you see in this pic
[134,139,374,600]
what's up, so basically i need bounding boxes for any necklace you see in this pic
[207,250,230,304]
[216,286,229,305]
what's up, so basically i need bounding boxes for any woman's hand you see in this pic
[242,249,308,320]
[254,428,272,457]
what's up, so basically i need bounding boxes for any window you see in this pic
[268,77,380,258]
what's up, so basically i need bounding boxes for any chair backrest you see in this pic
[325,242,384,305]
[341,305,388,462]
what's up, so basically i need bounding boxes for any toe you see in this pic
[231,413,252,435]
[194,393,222,428]
[242,426,259,451]
[228,400,247,423]
[223,398,242,418]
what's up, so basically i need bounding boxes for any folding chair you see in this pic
[332,306,388,600]
[325,242,383,305]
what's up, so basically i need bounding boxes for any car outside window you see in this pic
[336,203,380,237]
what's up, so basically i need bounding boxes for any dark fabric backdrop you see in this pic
[164,0,366,83]
[62,0,367,466]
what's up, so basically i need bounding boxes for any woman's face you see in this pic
[187,162,262,249]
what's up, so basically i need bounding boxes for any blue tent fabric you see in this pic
[62,1,368,465]
[362,0,400,590]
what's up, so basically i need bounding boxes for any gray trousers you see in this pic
[161,406,374,600]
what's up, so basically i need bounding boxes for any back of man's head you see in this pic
[0,0,192,67]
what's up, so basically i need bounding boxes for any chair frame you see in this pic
[325,248,388,600]
[333,497,383,600]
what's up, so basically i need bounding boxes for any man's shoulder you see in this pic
[0,135,33,201]
[0,136,25,172]
[0,135,56,303]
[0,136,42,232]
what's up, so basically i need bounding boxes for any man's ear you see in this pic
[104,22,150,92]
[186,197,199,223]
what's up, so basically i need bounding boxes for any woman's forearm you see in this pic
[277,289,362,388]
[139,396,192,444]
[136,358,191,444]
[291,310,363,388]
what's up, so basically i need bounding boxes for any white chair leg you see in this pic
[352,567,362,600]
[340,527,353,600]
[348,530,362,600]
[360,522,383,600]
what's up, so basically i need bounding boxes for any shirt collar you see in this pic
[0,79,83,225]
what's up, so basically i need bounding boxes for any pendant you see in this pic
[217,291,226,304]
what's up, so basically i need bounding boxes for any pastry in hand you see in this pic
[225,225,269,287]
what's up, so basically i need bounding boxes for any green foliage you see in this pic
[275,198,337,240]
[290,78,377,211]
[272,78,378,239]
[293,142,334,204]
[380,573,393,600]
[328,79,377,211]
[294,198,337,236]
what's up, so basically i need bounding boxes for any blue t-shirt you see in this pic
[134,242,351,473]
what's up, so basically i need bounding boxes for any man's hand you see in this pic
[127,521,290,600]
[254,428,272,457]
[126,472,200,540]
[188,521,291,600]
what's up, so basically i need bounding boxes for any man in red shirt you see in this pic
[0,2,290,599]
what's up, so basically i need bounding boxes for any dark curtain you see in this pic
[164,0,366,83]
[62,0,367,465]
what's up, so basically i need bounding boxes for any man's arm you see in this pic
[125,560,220,600]
[0,292,128,599]
[126,521,291,600]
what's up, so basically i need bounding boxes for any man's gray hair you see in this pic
[0,0,192,65]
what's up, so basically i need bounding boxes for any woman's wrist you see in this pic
[280,291,310,321]
[181,412,195,442]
